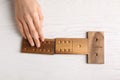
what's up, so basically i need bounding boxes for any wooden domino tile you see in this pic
[87,32,104,64]
[55,38,88,54]
[21,39,55,54]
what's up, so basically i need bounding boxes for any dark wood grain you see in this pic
[21,39,55,54]
[88,32,104,64]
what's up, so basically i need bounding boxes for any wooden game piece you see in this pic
[55,38,88,54]
[87,32,104,64]
[21,39,55,54]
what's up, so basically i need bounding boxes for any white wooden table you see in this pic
[0,0,120,80]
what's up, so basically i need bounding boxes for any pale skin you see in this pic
[14,0,44,47]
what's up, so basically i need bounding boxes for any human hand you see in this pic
[14,0,44,47]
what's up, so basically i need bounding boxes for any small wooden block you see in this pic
[87,32,104,64]
[55,38,73,54]
[72,38,88,54]
[21,39,55,54]
[55,38,88,54]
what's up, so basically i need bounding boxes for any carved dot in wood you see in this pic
[42,49,45,52]
[47,49,50,52]
[68,41,71,43]
[46,41,50,44]
[24,47,27,50]
[60,49,62,52]
[64,49,66,52]
[96,38,98,41]
[78,44,81,48]
[95,53,98,56]
[32,48,35,51]
[68,49,70,52]
[46,41,47,43]
[60,41,63,43]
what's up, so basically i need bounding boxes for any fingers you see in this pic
[21,20,35,47]
[37,7,44,20]
[38,8,45,41]
[24,15,41,47]
[33,13,44,42]
[16,18,26,39]
[14,0,44,48]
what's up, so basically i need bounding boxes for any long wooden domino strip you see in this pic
[21,31,104,64]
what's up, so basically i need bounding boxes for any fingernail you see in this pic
[41,38,45,42]
[31,43,34,46]
[37,45,40,48]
